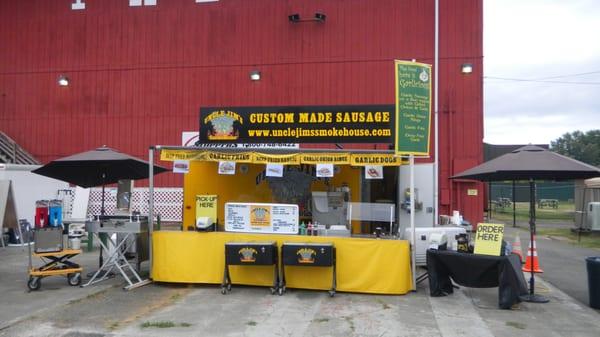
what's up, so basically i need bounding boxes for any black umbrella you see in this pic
[32,146,169,214]
[452,145,600,303]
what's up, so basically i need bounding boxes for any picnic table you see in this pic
[497,198,512,208]
[538,199,559,209]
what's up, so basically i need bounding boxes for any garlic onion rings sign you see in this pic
[199,105,395,144]
[225,202,299,234]
[394,61,432,155]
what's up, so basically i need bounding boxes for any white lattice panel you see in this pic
[87,188,183,221]
[57,188,77,217]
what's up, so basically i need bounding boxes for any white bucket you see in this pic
[69,237,81,250]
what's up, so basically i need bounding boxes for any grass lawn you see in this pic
[490,202,575,222]
[487,201,600,250]
[536,227,600,250]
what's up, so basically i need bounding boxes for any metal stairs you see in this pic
[0,131,40,165]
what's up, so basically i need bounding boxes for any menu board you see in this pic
[394,60,432,155]
[225,202,299,234]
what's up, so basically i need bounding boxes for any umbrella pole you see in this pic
[512,180,516,227]
[101,184,106,215]
[522,179,549,303]
[488,182,492,220]
[99,180,105,268]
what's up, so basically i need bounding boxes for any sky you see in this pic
[483,0,600,145]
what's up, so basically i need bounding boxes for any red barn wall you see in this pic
[0,0,483,223]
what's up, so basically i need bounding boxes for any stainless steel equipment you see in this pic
[311,191,349,228]
[83,215,150,290]
[34,227,63,253]
[85,215,149,270]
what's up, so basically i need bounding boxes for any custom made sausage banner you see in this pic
[199,105,395,144]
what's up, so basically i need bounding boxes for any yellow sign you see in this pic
[161,149,406,167]
[474,223,504,256]
[250,205,271,227]
[299,153,351,165]
[205,152,253,163]
[161,149,206,161]
[350,154,406,166]
[394,60,432,156]
[252,153,300,165]
[195,195,217,229]
[467,189,478,196]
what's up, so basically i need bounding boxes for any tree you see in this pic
[550,130,600,166]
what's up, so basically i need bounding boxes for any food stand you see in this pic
[146,100,436,295]
[149,147,413,295]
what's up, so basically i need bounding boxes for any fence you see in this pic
[490,182,574,202]
[59,187,183,222]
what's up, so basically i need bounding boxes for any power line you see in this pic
[484,76,600,85]
[534,70,600,80]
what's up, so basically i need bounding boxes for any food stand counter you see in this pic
[152,231,412,295]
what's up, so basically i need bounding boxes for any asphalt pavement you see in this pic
[502,222,600,307]
[1,226,599,337]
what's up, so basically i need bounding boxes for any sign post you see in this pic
[395,60,432,291]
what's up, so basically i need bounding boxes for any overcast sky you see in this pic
[484,0,600,145]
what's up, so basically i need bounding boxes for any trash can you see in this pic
[586,257,600,309]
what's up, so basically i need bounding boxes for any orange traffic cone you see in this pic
[512,233,524,263]
[522,235,543,273]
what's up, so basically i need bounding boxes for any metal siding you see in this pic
[0,0,483,223]
[437,0,484,223]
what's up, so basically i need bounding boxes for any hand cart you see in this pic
[222,241,279,295]
[28,248,82,291]
[27,226,83,291]
[280,242,336,297]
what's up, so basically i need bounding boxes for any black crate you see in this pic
[225,242,277,265]
[282,242,334,266]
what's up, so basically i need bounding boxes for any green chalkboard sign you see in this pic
[394,60,432,156]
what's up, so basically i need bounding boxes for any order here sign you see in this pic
[474,223,505,256]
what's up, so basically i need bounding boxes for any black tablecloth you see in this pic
[426,249,528,309]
